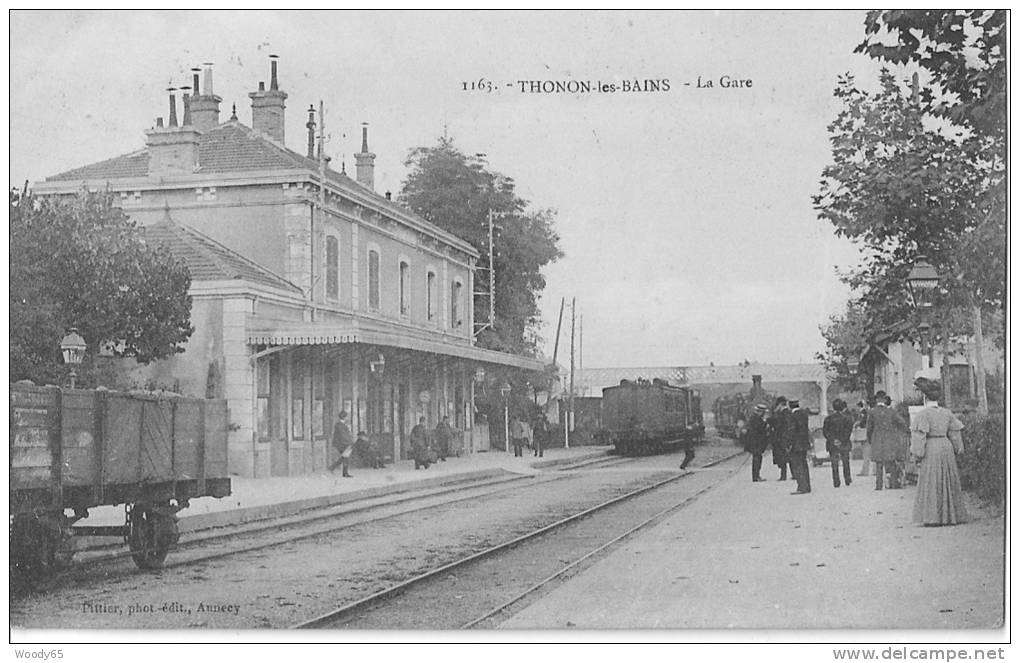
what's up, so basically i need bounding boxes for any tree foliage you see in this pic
[814,11,1005,409]
[858,10,1005,141]
[399,136,564,356]
[816,300,869,392]
[814,69,1004,370]
[10,188,194,386]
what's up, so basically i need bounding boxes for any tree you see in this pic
[816,68,1003,412]
[399,136,564,356]
[10,188,194,387]
[816,300,869,392]
[858,10,1005,141]
[852,11,1006,413]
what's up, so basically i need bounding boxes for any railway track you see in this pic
[294,450,746,629]
[27,454,636,591]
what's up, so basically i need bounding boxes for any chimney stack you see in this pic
[306,105,316,159]
[203,63,214,97]
[750,374,764,400]
[180,85,192,126]
[355,122,376,191]
[147,86,202,176]
[190,62,222,131]
[167,87,178,127]
[249,55,287,144]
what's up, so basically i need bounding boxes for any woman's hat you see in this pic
[914,377,943,401]
[788,399,800,408]
[753,403,768,413]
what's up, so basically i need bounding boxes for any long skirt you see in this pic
[912,437,967,525]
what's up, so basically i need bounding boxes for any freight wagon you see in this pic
[10,383,231,577]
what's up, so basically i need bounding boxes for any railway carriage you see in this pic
[10,383,231,578]
[601,379,704,456]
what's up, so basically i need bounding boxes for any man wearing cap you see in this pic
[787,399,812,494]
[744,403,770,482]
[867,390,908,490]
[823,399,854,488]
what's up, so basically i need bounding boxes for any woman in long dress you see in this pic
[910,378,966,525]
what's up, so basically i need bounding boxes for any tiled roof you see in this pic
[48,149,151,181]
[44,120,476,256]
[144,213,302,295]
[46,122,306,181]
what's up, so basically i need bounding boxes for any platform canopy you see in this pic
[248,325,546,372]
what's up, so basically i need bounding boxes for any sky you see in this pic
[9,10,887,368]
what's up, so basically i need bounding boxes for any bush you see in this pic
[957,411,1005,510]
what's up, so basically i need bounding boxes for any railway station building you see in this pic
[32,58,543,478]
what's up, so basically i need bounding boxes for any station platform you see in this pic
[499,454,1005,631]
[74,446,613,535]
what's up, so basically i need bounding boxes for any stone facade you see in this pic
[35,56,543,477]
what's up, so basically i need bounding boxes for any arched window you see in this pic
[399,261,410,316]
[426,271,437,322]
[368,249,380,310]
[451,279,463,329]
[326,235,339,300]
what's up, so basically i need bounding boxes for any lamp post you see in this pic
[60,328,87,389]
[369,353,386,376]
[905,255,939,371]
[500,381,511,453]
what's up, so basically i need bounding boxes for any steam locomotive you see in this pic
[712,375,774,439]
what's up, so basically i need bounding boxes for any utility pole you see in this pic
[473,210,497,337]
[552,297,565,367]
[568,297,576,449]
[315,100,326,313]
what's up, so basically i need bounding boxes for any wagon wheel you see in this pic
[127,503,179,571]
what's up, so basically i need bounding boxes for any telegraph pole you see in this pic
[552,297,565,367]
[488,209,495,332]
[314,101,326,312]
[568,297,576,449]
[473,210,497,337]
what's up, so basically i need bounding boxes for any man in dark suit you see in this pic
[410,417,432,470]
[767,397,792,481]
[823,399,854,488]
[328,411,353,477]
[744,403,770,482]
[867,391,908,490]
[433,416,454,462]
[787,399,812,494]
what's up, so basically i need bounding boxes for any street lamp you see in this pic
[846,355,860,376]
[500,381,511,453]
[905,255,939,369]
[60,328,86,389]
